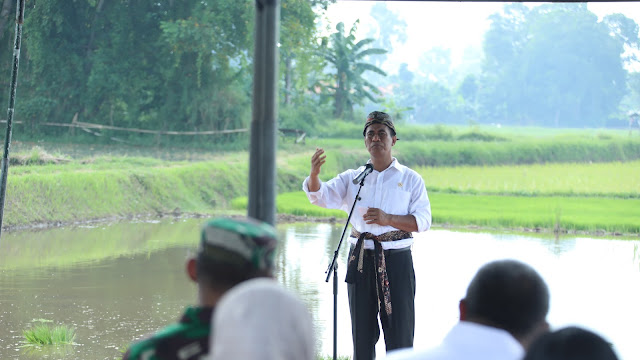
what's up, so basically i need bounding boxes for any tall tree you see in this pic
[399,79,462,124]
[0,0,12,42]
[157,0,254,132]
[620,71,640,115]
[367,2,407,68]
[603,12,640,66]
[319,21,387,119]
[12,0,255,137]
[10,0,333,140]
[481,3,637,127]
[397,63,414,84]
[0,0,14,117]
[480,3,531,125]
[280,0,330,107]
[417,47,453,86]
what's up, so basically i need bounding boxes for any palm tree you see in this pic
[320,21,387,118]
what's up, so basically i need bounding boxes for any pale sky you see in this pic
[321,1,640,75]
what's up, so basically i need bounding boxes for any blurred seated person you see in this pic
[386,259,550,360]
[524,326,619,360]
[123,217,278,360]
[207,278,316,360]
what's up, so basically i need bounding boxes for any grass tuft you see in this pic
[22,323,76,346]
[10,146,70,166]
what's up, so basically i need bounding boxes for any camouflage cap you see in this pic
[363,111,397,137]
[198,217,278,272]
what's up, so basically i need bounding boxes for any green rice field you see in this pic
[416,161,640,198]
[233,160,640,235]
[234,190,640,235]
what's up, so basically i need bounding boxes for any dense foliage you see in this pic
[373,3,640,128]
[480,3,635,127]
[0,0,333,143]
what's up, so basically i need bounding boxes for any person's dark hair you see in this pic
[464,259,549,339]
[196,252,272,292]
[524,326,618,360]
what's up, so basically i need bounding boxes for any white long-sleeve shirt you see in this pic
[385,321,525,360]
[303,158,431,250]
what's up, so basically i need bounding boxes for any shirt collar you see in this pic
[366,157,403,174]
[445,321,525,357]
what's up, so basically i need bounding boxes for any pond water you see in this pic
[0,219,639,359]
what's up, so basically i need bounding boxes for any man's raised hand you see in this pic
[307,148,326,192]
[310,148,326,177]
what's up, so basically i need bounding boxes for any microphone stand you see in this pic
[325,174,369,360]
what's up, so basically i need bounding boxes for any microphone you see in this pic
[352,163,374,184]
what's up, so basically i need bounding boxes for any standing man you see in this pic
[123,216,278,360]
[303,111,432,359]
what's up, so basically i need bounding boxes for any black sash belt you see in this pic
[345,229,413,324]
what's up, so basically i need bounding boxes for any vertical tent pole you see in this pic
[0,0,26,241]
[248,0,280,226]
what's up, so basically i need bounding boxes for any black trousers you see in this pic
[347,246,416,360]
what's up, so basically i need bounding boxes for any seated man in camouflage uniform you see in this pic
[123,216,278,360]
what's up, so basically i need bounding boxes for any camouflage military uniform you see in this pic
[123,306,213,360]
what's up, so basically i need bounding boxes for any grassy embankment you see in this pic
[3,151,249,229]
[5,126,640,235]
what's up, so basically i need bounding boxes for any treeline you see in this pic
[1,1,640,146]
[379,3,640,128]
[0,0,332,142]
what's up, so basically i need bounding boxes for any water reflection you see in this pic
[0,220,639,359]
[537,236,575,256]
[0,219,200,271]
[19,343,76,359]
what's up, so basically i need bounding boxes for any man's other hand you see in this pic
[363,207,391,226]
